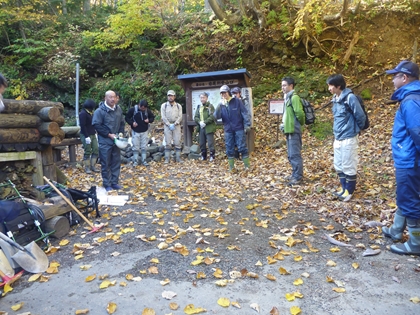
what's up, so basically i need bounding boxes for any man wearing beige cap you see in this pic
[382,60,420,256]
[161,90,183,163]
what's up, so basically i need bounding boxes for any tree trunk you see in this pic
[0,128,40,144]
[62,0,67,15]
[208,0,242,25]
[43,215,70,238]
[0,114,42,128]
[2,99,64,115]
[83,0,91,12]
[39,136,62,145]
[37,107,61,122]
[39,122,61,137]
[54,116,65,127]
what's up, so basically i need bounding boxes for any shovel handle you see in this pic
[0,232,26,252]
[43,177,95,229]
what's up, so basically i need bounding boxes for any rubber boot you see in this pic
[209,151,215,162]
[133,152,139,166]
[390,218,420,256]
[90,155,100,173]
[164,150,170,164]
[383,209,406,241]
[141,150,149,166]
[339,174,356,202]
[333,172,346,197]
[200,150,207,161]
[228,158,235,171]
[83,159,91,174]
[242,156,250,169]
[175,149,182,163]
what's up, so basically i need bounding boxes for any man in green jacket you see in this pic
[194,92,216,161]
[281,77,305,185]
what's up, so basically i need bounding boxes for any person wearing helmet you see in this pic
[92,90,126,191]
[125,99,155,166]
[161,90,183,163]
[79,99,99,174]
[0,73,7,113]
[214,85,251,170]
[194,92,216,161]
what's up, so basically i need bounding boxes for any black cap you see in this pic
[83,99,96,109]
[386,60,419,79]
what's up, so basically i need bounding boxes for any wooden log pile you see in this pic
[0,99,76,152]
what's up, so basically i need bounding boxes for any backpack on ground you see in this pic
[344,93,369,130]
[300,98,315,125]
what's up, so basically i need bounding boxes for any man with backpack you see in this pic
[327,74,366,201]
[125,100,155,166]
[161,90,183,163]
[280,77,305,186]
[382,60,420,256]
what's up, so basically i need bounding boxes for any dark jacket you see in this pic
[194,102,216,134]
[92,101,125,146]
[214,97,250,133]
[125,106,155,133]
[79,109,96,137]
[390,80,420,168]
[332,88,366,141]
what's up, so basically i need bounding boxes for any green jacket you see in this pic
[194,102,216,134]
[283,93,305,133]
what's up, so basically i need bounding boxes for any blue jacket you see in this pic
[92,102,125,146]
[214,97,250,133]
[332,88,366,140]
[390,80,420,168]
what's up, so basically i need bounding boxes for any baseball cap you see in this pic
[220,85,230,93]
[231,87,241,94]
[167,90,176,96]
[386,60,419,79]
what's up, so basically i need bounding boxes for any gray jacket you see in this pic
[92,101,125,146]
[332,88,366,140]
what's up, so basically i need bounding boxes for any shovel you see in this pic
[0,232,48,273]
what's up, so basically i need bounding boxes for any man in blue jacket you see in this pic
[382,60,420,256]
[327,74,366,202]
[214,85,251,171]
[92,90,126,191]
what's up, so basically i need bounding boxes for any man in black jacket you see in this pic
[125,100,155,166]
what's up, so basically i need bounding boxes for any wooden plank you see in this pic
[0,151,37,162]
[51,138,82,147]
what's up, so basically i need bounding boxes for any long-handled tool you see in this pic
[0,232,48,273]
[43,177,103,234]
[0,269,24,287]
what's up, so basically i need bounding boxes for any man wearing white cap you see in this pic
[161,90,183,163]
[382,60,420,256]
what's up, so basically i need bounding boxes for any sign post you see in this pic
[268,99,285,142]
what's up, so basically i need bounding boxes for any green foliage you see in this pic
[309,120,333,140]
[361,89,372,100]
[6,38,52,69]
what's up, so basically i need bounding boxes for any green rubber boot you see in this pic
[383,209,406,241]
[228,158,235,171]
[242,156,250,169]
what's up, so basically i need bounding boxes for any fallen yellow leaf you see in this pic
[28,273,42,282]
[217,297,230,307]
[352,262,359,269]
[11,302,24,311]
[332,287,346,293]
[293,278,303,286]
[290,306,301,315]
[169,302,179,310]
[85,274,96,282]
[142,308,156,315]
[410,296,420,304]
[279,267,291,275]
[184,304,206,314]
[75,309,89,314]
[59,239,70,246]
[107,302,117,314]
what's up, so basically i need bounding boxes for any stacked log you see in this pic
[0,99,71,152]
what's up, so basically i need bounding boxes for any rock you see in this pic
[147,145,159,155]
[152,152,163,162]
[190,144,200,154]
[182,146,191,155]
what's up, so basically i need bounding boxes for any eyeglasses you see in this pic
[393,73,405,79]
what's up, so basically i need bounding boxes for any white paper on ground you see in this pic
[98,195,129,206]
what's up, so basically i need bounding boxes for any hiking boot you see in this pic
[383,209,406,241]
[390,219,420,256]
[242,156,250,169]
[209,156,215,162]
[287,178,302,186]
[104,186,113,192]
[141,152,149,166]
[164,150,170,164]
[111,184,122,190]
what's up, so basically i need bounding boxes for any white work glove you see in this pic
[169,124,175,131]
[118,133,124,138]
[85,137,91,144]
[244,127,251,134]
[199,121,206,128]
[221,99,227,105]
